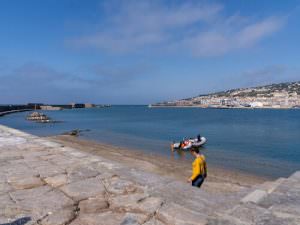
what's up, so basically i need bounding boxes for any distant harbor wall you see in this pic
[0,103,109,116]
[0,105,33,112]
[0,109,32,117]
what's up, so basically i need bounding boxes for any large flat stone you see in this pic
[290,171,300,181]
[0,194,26,222]
[44,174,68,187]
[143,218,165,225]
[255,212,300,225]
[228,203,270,224]
[60,177,106,201]
[104,176,143,195]
[70,211,125,225]
[8,176,44,190]
[241,190,268,204]
[120,213,148,225]
[270,203,300,220]
[66,166,100,183]
[78,196,109,214]
[258,192,300,209]
[207,214,250,225]
[39,207,76,225]
[10,186,74,219]
[0,182,13,194]
[157,202,207,225]
[109,193,163,215]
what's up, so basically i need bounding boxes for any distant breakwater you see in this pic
[0,109,32,117]
[0,105,34,117]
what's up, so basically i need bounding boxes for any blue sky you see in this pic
[0,0,300,104]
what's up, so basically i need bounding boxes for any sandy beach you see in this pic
[1,125,299,224]
[49,135,269,194]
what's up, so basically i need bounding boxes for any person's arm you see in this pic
[189,159,200,181]
[204,161,207,178]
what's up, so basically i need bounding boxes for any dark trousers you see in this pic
[192,175,205,188]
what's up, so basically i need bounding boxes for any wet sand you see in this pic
[49,135,270,194]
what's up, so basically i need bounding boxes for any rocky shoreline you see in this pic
[1,125,300,225]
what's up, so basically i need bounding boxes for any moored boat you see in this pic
[171,135,207,151]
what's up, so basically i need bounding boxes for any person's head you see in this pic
[190,148,199,157]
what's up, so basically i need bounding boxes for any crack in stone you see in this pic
[142,200,166,225]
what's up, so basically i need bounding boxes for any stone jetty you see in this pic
[0,125,300,225]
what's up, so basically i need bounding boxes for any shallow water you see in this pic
[1,106,300,178]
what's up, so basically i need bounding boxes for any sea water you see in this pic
[1,106,299,178]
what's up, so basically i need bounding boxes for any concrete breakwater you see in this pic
[0,109,32,117]
[0,105,34,117]
[0,125,300,225]
[0,105,32,112]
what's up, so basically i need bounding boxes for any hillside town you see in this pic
[151,81,300,109]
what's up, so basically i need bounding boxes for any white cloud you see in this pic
[185,17,284,56]
[236,17,284,48]
[69,0,285,57]
[70,0,222,53]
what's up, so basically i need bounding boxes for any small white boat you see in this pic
[171,136,207,151]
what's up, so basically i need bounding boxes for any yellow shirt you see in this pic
[190,155,207,181]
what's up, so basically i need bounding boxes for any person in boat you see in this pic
[197,134,201,142]
[187,148,207,188]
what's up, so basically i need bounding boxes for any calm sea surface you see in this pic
[1,106,300,178]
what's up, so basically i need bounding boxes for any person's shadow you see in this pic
[0,217,31,225]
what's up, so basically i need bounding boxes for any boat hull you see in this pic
[172,137,207,151]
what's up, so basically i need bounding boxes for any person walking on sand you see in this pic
[187,148,207,188]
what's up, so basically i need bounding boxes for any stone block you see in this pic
[0,182,13,194]
[157,202,207,225]
[258,192,300,209]
[66,166,100,183]
[8,176,44,190]
[39,207,76,225]
[255,212,300,225]
[67,151,88,158]
[78,196,109,214]
[274,178,300,195]
[270,203,300,219]
[206,214,250,225]
[289,171,300,181]
[10,186,73,219]
[143,218,165,225]
[44,174,68,187]
[60,177,106,201]
[38,140,63,148]
[241,190,268,204]
[6,164,38,178]
[228,203,270,224]
[0,194,26,220]
[70,211,125,225]
[104,177,143,195]
[35,164,65,178]
[109,193,163,215]
[120,213,148,225]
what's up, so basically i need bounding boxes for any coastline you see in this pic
[149,105,299,110]
[49,135,269,194]
[1,125,300,224]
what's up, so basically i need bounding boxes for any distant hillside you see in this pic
[151,81,300,109]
